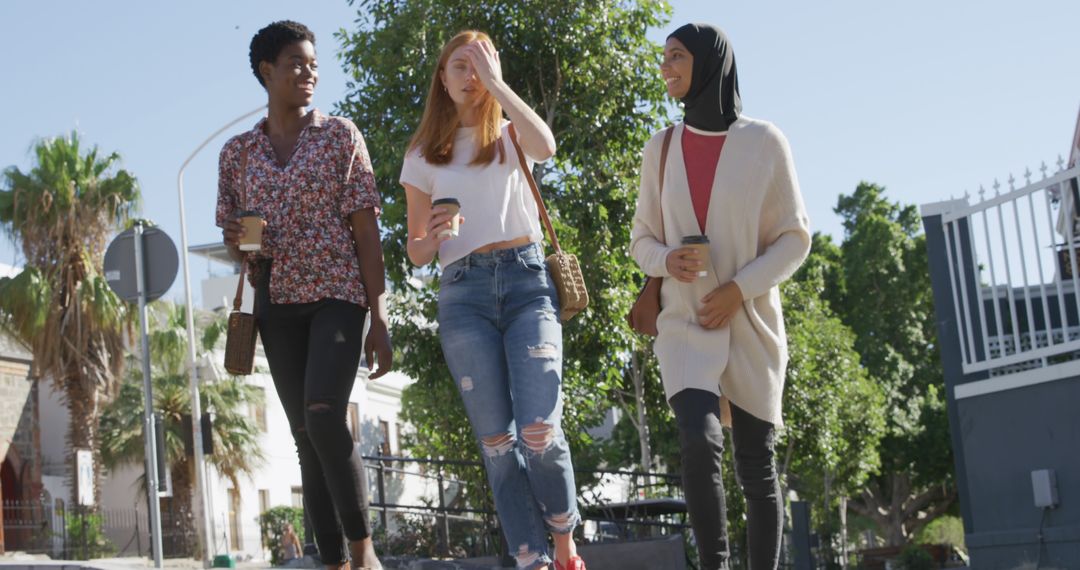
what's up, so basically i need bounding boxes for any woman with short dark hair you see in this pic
[217,20,390,570]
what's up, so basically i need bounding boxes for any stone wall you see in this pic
[0,366,31,454]
[0,334,39,501]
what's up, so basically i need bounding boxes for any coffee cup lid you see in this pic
[681,235,710,245]
[236,209,263,217]
[432,198,461,207]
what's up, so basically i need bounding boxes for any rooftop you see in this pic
[188,243,236,267]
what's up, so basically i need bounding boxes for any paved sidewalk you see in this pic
[0,554,506,570]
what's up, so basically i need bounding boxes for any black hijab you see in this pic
[667,23,741,132]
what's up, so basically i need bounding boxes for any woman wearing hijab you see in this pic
[630,23,811,569]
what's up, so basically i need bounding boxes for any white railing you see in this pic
[929,157,1080,376]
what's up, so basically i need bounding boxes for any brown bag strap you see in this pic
[656,126,674,246]
[232,255,248,312]
[232,145,251,312]
[507,123,562,254]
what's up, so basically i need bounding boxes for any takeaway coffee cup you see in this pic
[681,235,711,278]
[237,210,264,252]
[432,198,461,238]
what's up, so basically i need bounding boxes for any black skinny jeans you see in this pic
[670,389,782,570]
[255,263,371,565]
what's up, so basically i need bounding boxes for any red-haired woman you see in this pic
[400,31,585,570]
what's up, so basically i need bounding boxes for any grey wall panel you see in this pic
[958,375,1080,568]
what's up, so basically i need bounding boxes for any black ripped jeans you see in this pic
[255,262,371,565]
[669,389,783,570]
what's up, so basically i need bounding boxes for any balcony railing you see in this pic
[926,158,1080,376]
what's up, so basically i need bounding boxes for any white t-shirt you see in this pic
[400,122,547,268]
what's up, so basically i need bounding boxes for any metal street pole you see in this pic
[134,222,164,568]
[176,104,266,567]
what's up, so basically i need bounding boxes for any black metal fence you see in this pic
[2,498,60,556]
[5,458,694,563]
[2,460,687,561]
[360,455,690,562]
[2,499,199,559]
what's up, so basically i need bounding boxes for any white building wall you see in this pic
[93,345,417,562]
[201,274,254,314]
[38,381,71,503]
[98,463,148,556]
[202,358,416,562]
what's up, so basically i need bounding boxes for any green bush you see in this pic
[259,506,305,566]
[374,513,440,558]
[63,511,116,559]
[372,512,497,559]
[896,544,936,570]
[916,515,965,551]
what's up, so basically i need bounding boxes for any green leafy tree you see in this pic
[596,247,885,567]
[99,303,264,556]
[796,232,844,309]
[783,259,886,564]
[336,0,673,499]
[828,182,955,545]
[784,258,885,501]
[0,133,139,506]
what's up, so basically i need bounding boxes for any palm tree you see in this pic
[99,303,265,557]
[0,132,139,506]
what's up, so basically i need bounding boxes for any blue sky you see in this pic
[2,0,1079,305]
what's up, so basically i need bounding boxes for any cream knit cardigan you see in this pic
[630,117,811,426]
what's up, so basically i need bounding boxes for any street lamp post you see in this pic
[176,105,266,566]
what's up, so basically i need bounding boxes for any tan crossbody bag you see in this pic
[507,124,589,321]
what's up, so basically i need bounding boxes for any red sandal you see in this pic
[554,556,586,570]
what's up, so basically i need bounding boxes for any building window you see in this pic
[291,486,303,509]
[250,388,267,432]
[379,420,391,457]
[228,488,242,551]
[259,489,270,514]
[347,403,360,442]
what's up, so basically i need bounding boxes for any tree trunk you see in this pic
[848,473,955,547]
[839,496,849,570]
[163,457,196,558]
[64,376,100,508]
[630,350,653,475]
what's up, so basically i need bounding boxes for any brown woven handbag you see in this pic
[508,124,588,321]
[224,146,258,375]
[627,127,675,336]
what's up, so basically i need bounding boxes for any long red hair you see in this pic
[409,30,505,166]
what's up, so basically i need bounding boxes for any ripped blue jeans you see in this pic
[438,242,580,570]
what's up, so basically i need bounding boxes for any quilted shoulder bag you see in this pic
[508,124,589,321]
[224,146,258,375]
[627,126,675,336]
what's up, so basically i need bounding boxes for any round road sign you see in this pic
[103,225,179,303]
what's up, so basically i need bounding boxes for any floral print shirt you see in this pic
[216,109,380,307]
